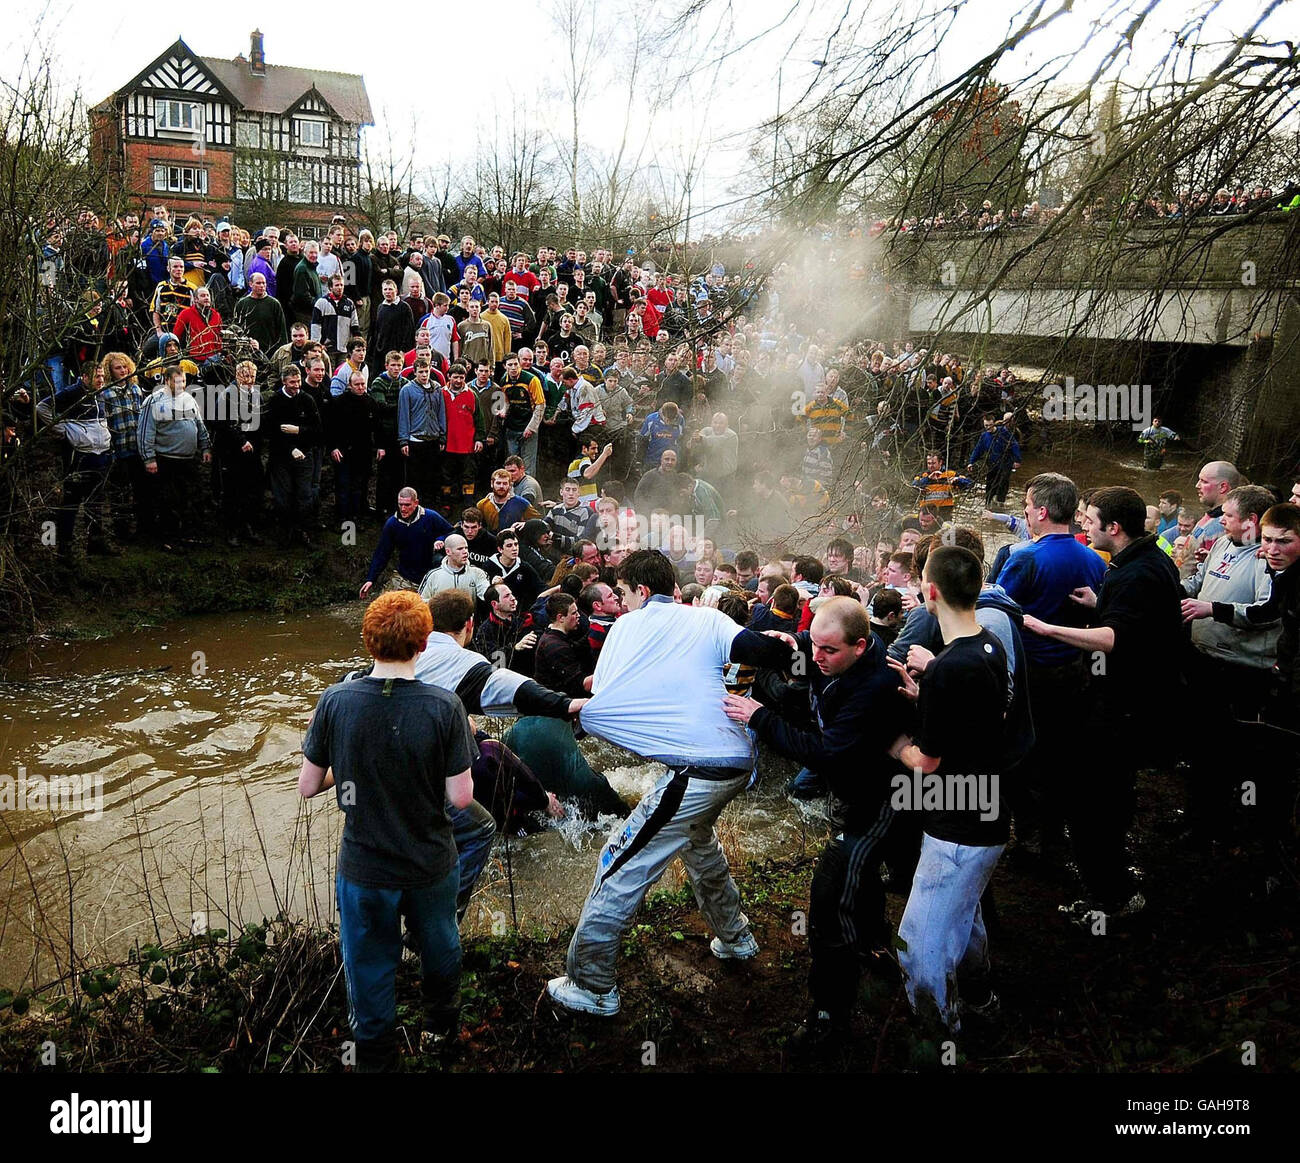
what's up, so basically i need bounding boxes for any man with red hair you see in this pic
[299,590,476,1072]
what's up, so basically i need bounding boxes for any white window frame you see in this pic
[153,164,208,195]
[155,98,203,134]
[287,163,313,203]
[296,117,326,149]
[235,119,261,149]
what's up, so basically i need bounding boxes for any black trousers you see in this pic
[217,444,264,532]
[1014,655,1088,850]
[55,451,110,552]
[808,802,894,1021]
[986,459,1015,504]
[1184,650,1273,838]
[152,455,202,539]
[1068,706,1145,905]
[375,442,405,520]
[440,452,477,514]
[405,441,441,510]
[108,455,150,538]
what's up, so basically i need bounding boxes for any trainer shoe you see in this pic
[710,932,760,960]
[547,975,621,1016]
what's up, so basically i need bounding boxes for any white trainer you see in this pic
[710,932,760,960]
[547,975,621,1016]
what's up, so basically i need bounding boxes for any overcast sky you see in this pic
[4,0,1288,231]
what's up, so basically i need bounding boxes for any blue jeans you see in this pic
[898,834,1004,1031]
[505,428,538,477]
[449,798,496,922]
[336,865,460,1047]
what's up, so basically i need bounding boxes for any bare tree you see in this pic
[0,40,128,635]
[457,114,558,255]
[358,111,420,238]
[661,0,1299,477]
[550,0,597,236]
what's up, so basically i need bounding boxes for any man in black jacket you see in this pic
[265,365,321,546]
[212,359,265,546]
[724,596,908,1050]
[275,234,301,319]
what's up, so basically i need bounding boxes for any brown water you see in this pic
[0,435,1202,993]
[0,606,825,992]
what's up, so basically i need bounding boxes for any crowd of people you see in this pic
[16,204,1300,1072]
[877,179,1299,236]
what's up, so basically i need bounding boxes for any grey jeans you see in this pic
[566,766,752,993]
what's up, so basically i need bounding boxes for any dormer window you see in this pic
[155,98,202,134]
[296,118,325,148]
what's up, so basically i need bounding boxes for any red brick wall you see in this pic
[122,140,234,219]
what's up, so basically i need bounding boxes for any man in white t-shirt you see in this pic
[424,295,459,364]
[547,549,794,1016]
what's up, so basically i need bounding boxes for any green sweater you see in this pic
[292,258,322,320]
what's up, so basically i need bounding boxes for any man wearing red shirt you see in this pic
[646,273,672,327]
[172,285,223,369]
[441,361,485,513]
[404,327,447,383]
[629,292,660,340]
[506,253,540,296]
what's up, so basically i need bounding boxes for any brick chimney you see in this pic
[249,30,266,76]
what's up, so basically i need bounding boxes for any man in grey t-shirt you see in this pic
[300,591,476,1072]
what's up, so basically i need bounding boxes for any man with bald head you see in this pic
[696,411,739,493]
[633,447,685,514]
[418,531,491,605]
[1191,460,1242,562]
[723,595,909,1053]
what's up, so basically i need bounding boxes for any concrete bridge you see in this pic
[876,216,1300,481]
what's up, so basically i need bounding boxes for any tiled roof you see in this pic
[202,56,373,125]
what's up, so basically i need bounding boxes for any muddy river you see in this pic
[0,438,1202,991]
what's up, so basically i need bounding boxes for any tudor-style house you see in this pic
[90,31,373,231]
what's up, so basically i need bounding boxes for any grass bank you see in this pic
[11,541,370,650]
[1,817,1296,1073]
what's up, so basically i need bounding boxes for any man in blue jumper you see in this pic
[398,358,446,512]
[360,486,452,597]
[994,472,1106,864]
[966,413,1021,508]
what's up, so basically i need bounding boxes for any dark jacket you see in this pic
[369,250,404,303]
[520,518,562,578]
[327,389,380,459]
[366,507,453,585]
[887,585,1035,770]
[265,387,322,461]
[1090,533,1184,719]
[534,626,592,699]
[750,631,909,833]
[291,257,323,322]
[275,250,301,314]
